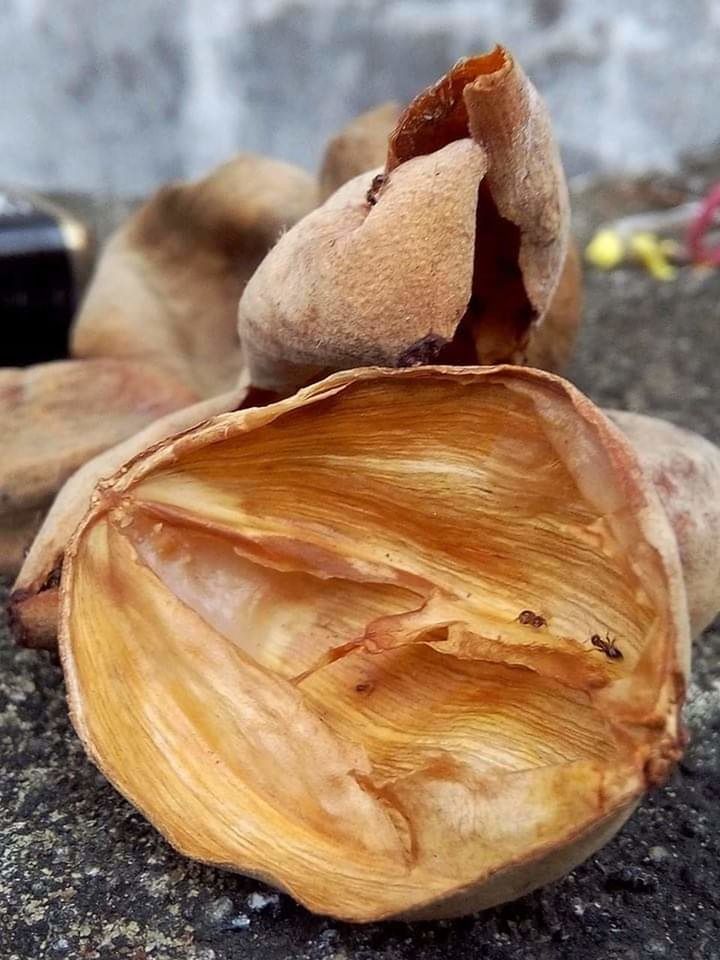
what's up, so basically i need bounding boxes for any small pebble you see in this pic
[246,891,280,911]
[571,897,585,917]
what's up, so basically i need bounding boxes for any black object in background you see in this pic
[0,189,93,366]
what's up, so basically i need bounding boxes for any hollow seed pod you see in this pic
[12,373,719,653]
[59,366,705,922]
[238,47,580,396]
[73,154,318,398]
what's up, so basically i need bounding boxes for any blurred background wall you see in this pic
[1,0,719,196]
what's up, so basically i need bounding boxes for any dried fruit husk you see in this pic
[319,102,402,201]
[319,94,582,378]
[238,47,578,396]
[2,154,316,583]
[10,382,250,646]
[60,366,693,922]
[73,154,318,398]
[608,410,720,637]
[0,359,197,576]
[12,371,719,653]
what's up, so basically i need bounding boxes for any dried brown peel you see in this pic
[10,381,250,646]
[319,91,581,375]
[60,366,693,921]
[72,154,318,398]
[238,47,576,395]
[319,102,402,201]
[0,359,197,576]
[609,410,720,637]
[526,238,583,373]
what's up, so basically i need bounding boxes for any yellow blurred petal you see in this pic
[629,232,677,281]
[585,229,625,270]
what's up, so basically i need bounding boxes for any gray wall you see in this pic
[2,0,719,196]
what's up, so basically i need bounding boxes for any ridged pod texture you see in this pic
[61,367,689,922]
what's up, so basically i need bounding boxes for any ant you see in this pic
[516,610,547,629]
[590,633,623,660]
[366,173,388,206]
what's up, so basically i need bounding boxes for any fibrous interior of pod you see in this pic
[62,367,688,922]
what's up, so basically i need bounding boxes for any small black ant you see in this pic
[366,173,388,206]
[590,633,623,660]
[516,610,547,629]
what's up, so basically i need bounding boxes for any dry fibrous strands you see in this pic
[319,102,402,201]
[59,365,715,922]
[2,153,316,585]
[72,154,318,398]
[0,359,197,576]
[14,366,718,651]
[238,46,579,396]
[9,47,578,646]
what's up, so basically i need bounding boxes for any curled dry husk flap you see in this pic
[61,366,692,922]
[3,154,316,585]
[238,46,579,395]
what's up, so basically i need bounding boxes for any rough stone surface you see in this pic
[2,179,720,957]
[2,0,720,194]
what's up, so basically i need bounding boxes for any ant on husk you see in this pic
[590,633,623,660]
[516,609,547,629]
[366,173,388,206]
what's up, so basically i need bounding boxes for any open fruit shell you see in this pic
[59,365,689,922]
